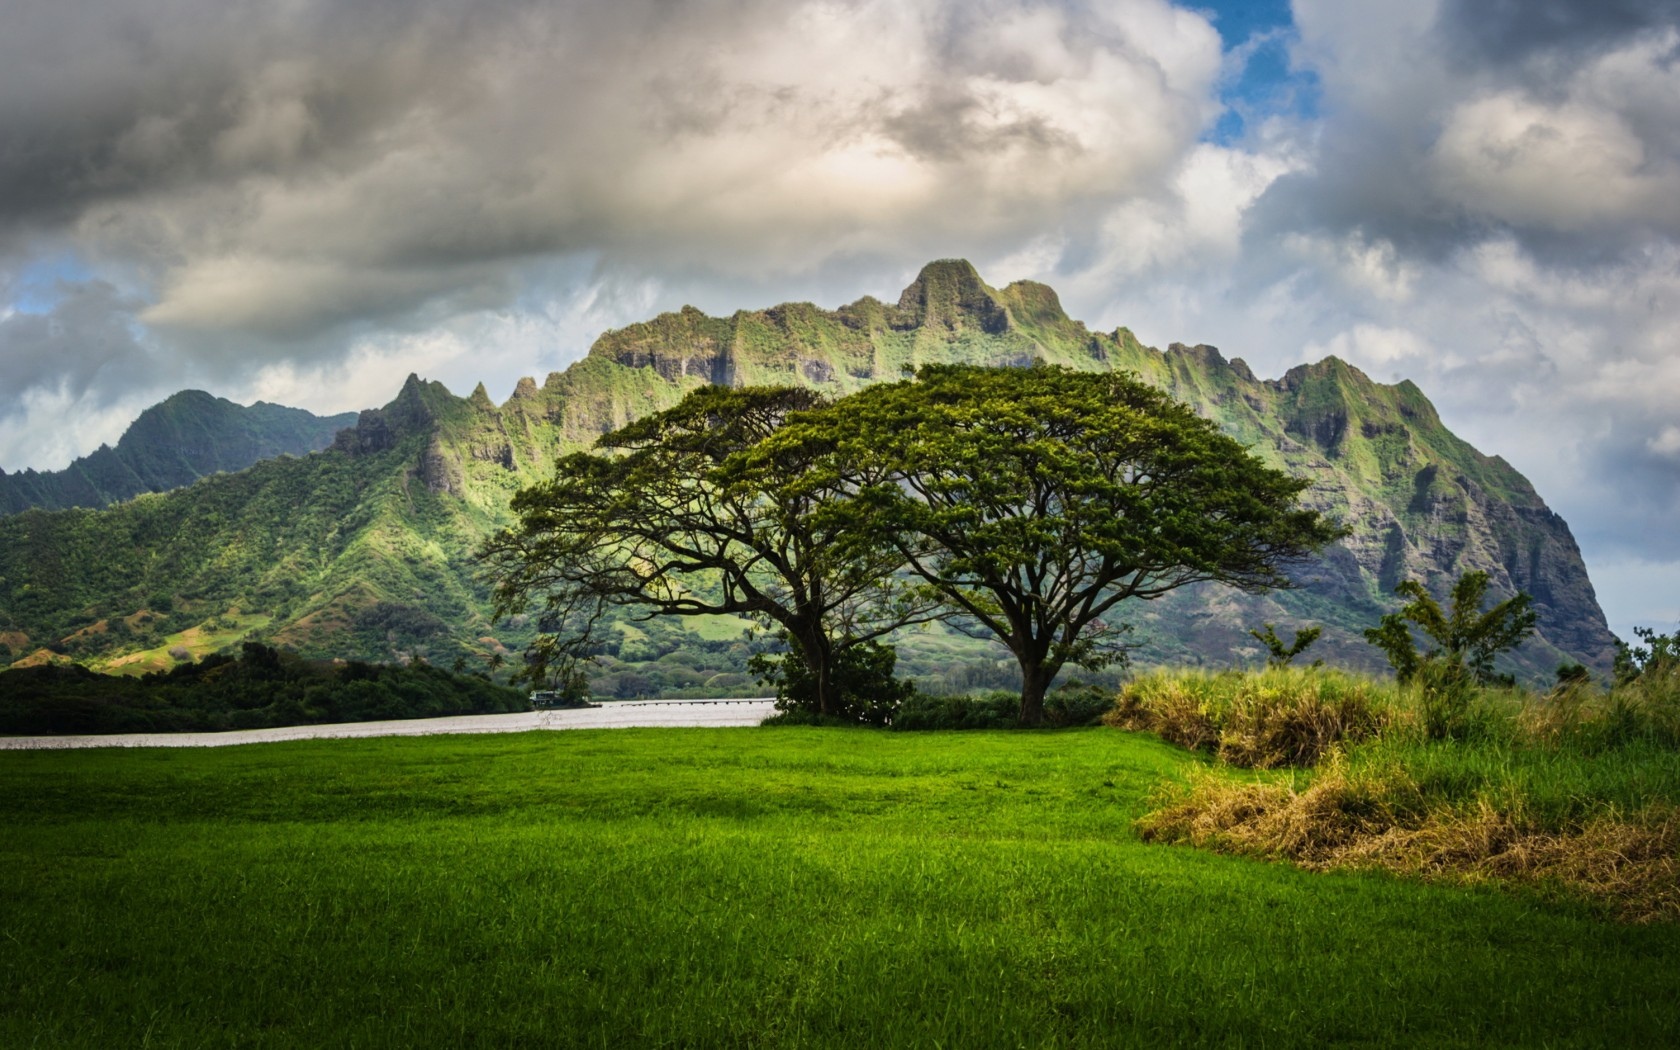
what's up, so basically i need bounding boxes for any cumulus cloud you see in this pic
[1,0,1677,639]
[5,0,1223,346]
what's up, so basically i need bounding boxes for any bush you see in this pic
[0,643,529,734]
[1043,682,1117,728]
[891,691,1021,731]
[751,636,913,726]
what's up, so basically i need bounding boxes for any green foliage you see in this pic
[749,634,912,726]
[889,683,1115,730]
[891,690,1022,730]
[0,642,526,734]
[1364,571,1538,694]
[1615,625,1679,684]
[483,385,935,715]
[1249,622,1323,668]
[1556,662,1591,686]
[784,363,1345,724]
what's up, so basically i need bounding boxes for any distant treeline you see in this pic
[0,643,528,735]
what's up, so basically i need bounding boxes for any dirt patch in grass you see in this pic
[64,619,111,641]
[1138,762,1679,923]
[10,648,73,670]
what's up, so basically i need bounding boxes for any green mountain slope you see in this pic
[0,391,357,515]
[0,261,1617,685]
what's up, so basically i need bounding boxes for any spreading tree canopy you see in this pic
[479,385,936,718]
[764,364,1345,724]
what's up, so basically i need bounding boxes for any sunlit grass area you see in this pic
[96,611,274,676]
[4,727,1677,1047]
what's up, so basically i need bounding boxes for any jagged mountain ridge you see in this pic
[0,260,1616,682]
[0,391,357,515]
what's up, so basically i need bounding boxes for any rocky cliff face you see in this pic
[0,260,1618,679]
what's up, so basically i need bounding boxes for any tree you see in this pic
[768,364,1345,725]
[1613,625,1678,685]
[1250,623,1323,668]
[479,385,936,719]
[1363,570,1537,685]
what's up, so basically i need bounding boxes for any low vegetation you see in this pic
[0,642,526,734]
[4,729,1677,1046]
[1116,652,1680,921]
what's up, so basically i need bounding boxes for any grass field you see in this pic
[4,727,1678,1047]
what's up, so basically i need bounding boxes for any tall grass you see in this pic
[1120,664,1680,920]
[1105,666,1392,767]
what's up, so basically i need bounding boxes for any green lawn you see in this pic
[3,728,1676,1047]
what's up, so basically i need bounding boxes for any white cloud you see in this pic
[1429,92,1679,232]
[1648,426,1680,459]
[3,0,1678,641]
[53,0,1227,342]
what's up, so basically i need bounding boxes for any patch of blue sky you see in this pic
[9,251,97,313]
[1191,0,1321,144]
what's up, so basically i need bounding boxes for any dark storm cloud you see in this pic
[0,280,151,413]
[1437,0,1680,66]
[0,0,1224,470]
[0,0,459,232]
[0,0,1216,346]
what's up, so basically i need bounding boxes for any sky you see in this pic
[0,0,1676,640]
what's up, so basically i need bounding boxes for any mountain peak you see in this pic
[896,259,1011,333]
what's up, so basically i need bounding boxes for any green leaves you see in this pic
[779,364,1345,723]
[1363,570,1537,686]
[482,385,938,716]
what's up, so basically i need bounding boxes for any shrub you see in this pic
[1249,623,1323,668]
[1137,754,1680,923]
[1043,682,1117,728]
[892,691,1021,731]
[1364,571,1535,689]
[751,636,913,727]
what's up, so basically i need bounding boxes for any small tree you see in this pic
[1250,623,1323,668]
[1364,570,1536,686]
[1614,626,1678,685]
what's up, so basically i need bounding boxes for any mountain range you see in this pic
[0,260,1618,689]
[0,391,355,515]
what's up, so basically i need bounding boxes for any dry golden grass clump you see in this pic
[1137,758,1679,923]
[1105,666,1389,769]
[1118,663,1680,921]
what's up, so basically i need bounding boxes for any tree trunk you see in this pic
[1017,658,1053,727]
[793,622,838,717]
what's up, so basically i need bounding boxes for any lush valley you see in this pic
[0,260,1617,690]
